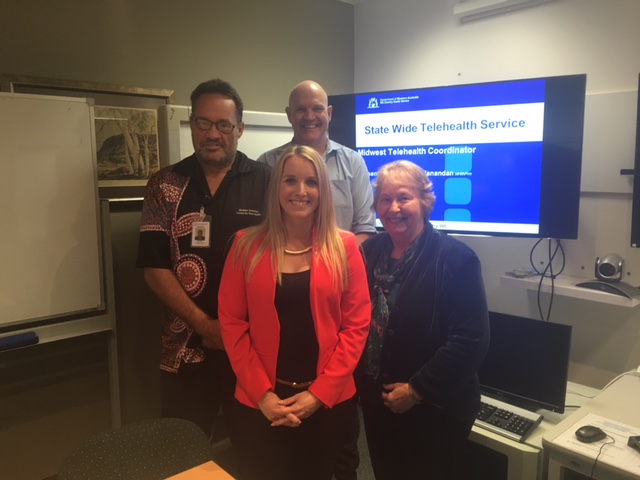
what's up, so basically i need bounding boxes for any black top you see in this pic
[274,270,318,382]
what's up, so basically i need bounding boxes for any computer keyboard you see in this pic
[474,395,543,442]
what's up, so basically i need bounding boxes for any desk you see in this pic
[467,382,599,480]
[543,374,640,480]
[468,424,543,480]
[165,461,235,480]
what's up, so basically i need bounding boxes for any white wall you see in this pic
[353,0,640,387]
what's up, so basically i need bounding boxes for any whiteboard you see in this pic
[158,105,292,165]
[0,92,103,329]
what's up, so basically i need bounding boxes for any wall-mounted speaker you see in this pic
[595,253,624,283]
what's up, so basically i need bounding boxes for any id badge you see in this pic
[191,215,211,248]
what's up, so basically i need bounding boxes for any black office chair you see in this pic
[57,418,215,480]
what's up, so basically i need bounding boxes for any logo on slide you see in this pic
[367,97,379,109]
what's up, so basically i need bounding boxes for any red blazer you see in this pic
[218,230,371,409]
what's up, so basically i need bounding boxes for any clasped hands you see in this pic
[258,390,323,428]
[382,382,421,414]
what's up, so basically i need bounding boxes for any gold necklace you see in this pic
[284,245,312,255]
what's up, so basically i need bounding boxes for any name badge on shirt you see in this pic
[191,215,211,248]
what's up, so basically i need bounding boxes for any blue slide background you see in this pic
[355,79,546,229]
[362,142,543,226]
[355,79,545,113]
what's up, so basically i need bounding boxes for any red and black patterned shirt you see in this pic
[137,152,271,372]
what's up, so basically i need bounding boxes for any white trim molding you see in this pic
[454,0,555,23]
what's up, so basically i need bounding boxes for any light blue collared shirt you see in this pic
[257,139,376,235]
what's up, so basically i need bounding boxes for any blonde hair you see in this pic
[374,160,436,218]
[234,145,348,288]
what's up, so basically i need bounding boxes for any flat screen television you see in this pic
[478,312,572,414]
[329,74,587,239]
[629,73,640,248]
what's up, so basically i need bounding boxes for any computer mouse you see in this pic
[575,425,606,443]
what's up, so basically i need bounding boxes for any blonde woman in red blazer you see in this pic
[218,145,371,480]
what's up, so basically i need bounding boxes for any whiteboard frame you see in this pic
[0,202,114,342]
[0,73,174,200]
[0,200,120,425]
[0,92,106,330]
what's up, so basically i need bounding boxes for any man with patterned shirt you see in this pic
[137,79,271,444]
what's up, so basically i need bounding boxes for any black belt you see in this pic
[275,378,314,389]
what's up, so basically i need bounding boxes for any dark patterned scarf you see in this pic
[365,235,421,379]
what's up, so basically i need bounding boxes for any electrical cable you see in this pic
[529,238,566,321]
[590,435,615,479]
[582,372,640,478]
[600,370,640,392]
[565,389,598,400]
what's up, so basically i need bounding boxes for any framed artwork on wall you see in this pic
[94,106,159,187]
[0,73,173,199]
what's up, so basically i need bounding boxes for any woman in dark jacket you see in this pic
[357,160,490,480]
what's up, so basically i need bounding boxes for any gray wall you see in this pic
[0,2,355,479]
[0,0,355,110]
[353,0,640,386]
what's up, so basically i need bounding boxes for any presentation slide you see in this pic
[354,80,547,234]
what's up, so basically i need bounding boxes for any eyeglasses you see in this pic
[192,117,237,134]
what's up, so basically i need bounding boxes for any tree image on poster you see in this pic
[94,106,159,185]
